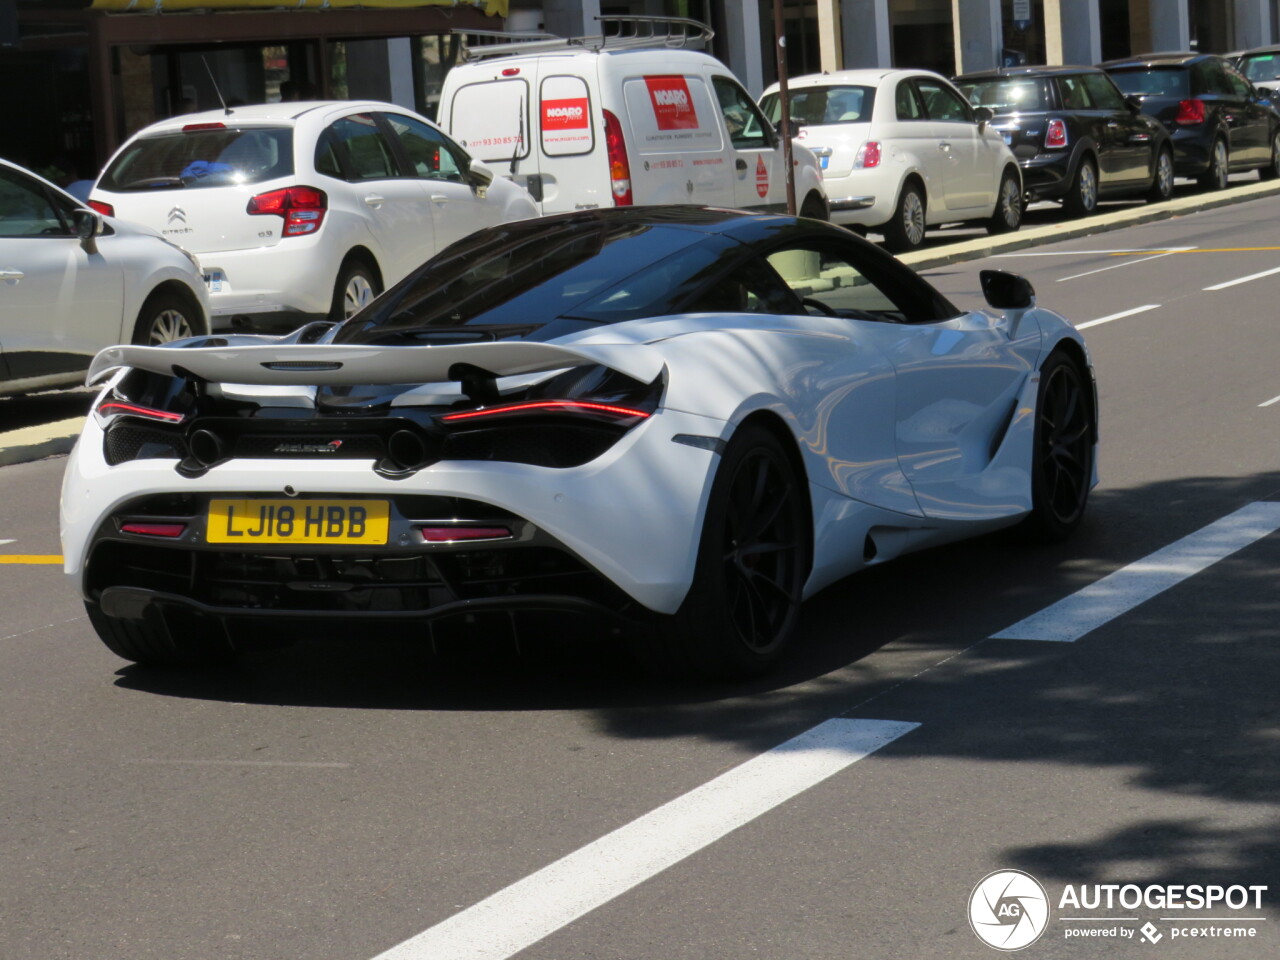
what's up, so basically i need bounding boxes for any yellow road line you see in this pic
[1109,246,1280,255]
[0,555,63,565]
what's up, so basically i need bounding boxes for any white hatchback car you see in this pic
[1,159,209,398]
[89,101,539,332]
[760,69,1023,250]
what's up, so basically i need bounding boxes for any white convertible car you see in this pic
[60,208,1097,679]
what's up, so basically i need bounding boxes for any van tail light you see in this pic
[88,199,114,217]
[853,140,882,168]
[1176,98,1206,125]
[1045,119,1068,149]
[247,186,327,237]
[603,109,633,206]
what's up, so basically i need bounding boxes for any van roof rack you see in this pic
[460,15,714,61]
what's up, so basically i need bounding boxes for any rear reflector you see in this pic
[96,400,185,424]
[87,199,114,217]
[121,522,187,538]
[418,526,512,543]
[440,400,651,422]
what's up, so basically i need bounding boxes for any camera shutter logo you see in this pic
[968,869,1050,951]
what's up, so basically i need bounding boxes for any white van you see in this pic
[438,18,829,219]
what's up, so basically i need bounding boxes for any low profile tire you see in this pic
[1259,131,1280,181]
[1020,351,1095,542]
[1061,156,1099,218]
[131,290,203,346]
[1197,138,1229,191]
[329,258,381,322]
[1146,147,1175,202]
[85,601,234,667]
[881,181,927,252]
[799,193,829,221]
[645,423,810,680]
[986,169,1023,234]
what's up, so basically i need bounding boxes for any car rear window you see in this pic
[1239,54,1280,82]
[1107,68,1190,98]
[759,85,876,126]
[98,126,294,192]
[956,78,1049,111]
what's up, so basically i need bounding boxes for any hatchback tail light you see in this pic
[1045,119,1068,149]
[88,199,114,217]
[853,140,882,168]
[603,109,633,206]
[247,186,327,237]
[1176,98,1206,125]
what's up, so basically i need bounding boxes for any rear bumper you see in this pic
[1170,126,1215,175]
[199,233,338,324]
[1019,152,1074,201]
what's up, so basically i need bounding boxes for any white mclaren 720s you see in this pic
[61,207,1098,679]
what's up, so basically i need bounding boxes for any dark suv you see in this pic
[954,65,1173,217]
[1100,52,1280,189]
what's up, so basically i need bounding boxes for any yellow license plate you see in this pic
[207,499,389,545]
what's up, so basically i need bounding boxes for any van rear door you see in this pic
[444,72,538,205]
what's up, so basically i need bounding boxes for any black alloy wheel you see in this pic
[646,423,809,679]
[1022,352,1094,541]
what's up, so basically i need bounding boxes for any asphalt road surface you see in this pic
[2,196,1279,960]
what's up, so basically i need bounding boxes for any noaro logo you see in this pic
[542,98,589,130]
[645,75,699,130]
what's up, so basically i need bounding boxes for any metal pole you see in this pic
[772,0,796,215]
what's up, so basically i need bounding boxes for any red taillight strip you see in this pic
[440,400,651,422]
[121,522,186,538]
[418,526,512,543]
[96,401,185,423]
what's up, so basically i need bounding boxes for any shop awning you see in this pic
[87,0,507,16]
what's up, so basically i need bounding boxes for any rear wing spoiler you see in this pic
[86,340,664,388]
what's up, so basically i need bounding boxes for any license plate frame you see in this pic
[206,498,390,546]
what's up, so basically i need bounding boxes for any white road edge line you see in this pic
[0,539,13,546]
[1076,304,1160,330]
[1056,247,1194,282]
[1259,394,1280,408]
[1204,264,1280,291]
[369,718,920,960]
[991,501,1280,642]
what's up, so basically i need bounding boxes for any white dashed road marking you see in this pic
[1203,264,1280,291]
[1076,304,1160,330]
[991,502,1280,642]
[1259,395,1280,408]
[369,718,920,960]
[1056,247,1193,282]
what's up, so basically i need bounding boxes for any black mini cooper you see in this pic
[954,65,1174,217]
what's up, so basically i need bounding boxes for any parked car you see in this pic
[759,68,1024,251]
[1228,44,1280,97]
[88,101,539,333]
[437,18,829,219]
[1099,52,1280,189]
[954,65,1175,217]
[63,207,1096,679]
[0,158,209,398]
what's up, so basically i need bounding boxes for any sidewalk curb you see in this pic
[900,178,1280,273]
[0,419,82,469]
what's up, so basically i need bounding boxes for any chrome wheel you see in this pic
[343,273,376,318]
[1077,161,1098,212]
[901,188,926,247]
[1155,149,1174,199]
[1262,132,1280,180]
[146,308,194,345]
[1202,139,1228,190]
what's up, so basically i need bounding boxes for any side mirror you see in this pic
[973,105,994,131]
[774,118,798,140]
[1125,94,1144,113]
[980,269,1035,310]
[72,208,100,253]
[468,158,495,189]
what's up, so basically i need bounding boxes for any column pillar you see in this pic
[952,0,1003,74]
[1234,0,1272,49]
[841,0,892,68]
[1043,0,1101,65]
[1146,0,1190,52]
[817,0,842,71]
[719,0,764,94]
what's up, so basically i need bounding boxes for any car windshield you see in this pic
[335,215,743,342]
[1107,67,1190,98]
[759,85,876,126]
[98,126,294,191]
[1239,53,1280,81]
[956,78,1049,111]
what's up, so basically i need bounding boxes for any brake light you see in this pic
[1045,119,1068,149]
[88,199,114,217]
[96,400,185,424]
[502,68,521,77]
[853,140,882,168]
[417,526,512,543]
[603,109,633,206]
[121,522,187,538]
[182,122,227,132]
[247,186,327,236]
[440,400,651,423]
[1176,98,1206,125]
